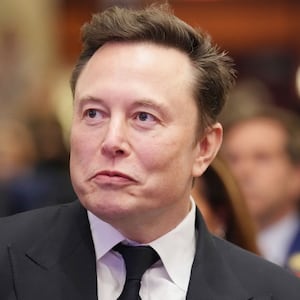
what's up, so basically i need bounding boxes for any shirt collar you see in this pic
[88,212,125,261]
[258,211,300,265]
[88,198,196,291]
[149,199,196,291]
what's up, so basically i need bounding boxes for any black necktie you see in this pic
[113,243,160,300]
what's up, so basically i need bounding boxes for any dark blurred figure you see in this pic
[6,116,76,214]
[222,106,300,276]
[192,156,259,254]
[0,119,37,216]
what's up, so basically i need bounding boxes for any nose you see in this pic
[101,116,130,158]
[231,158,254,185]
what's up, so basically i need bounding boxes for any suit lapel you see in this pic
[7,202,273,300]
[8,201,97,300]
[186,209,271,300]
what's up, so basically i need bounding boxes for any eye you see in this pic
[136,112,156,122]
[83,108,105,124]
[86,109,99,118]
[83,108,104,120]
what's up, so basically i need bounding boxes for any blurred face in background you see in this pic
[0,121,36,182]
[222,118,300,229]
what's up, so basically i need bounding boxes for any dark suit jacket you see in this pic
[1,201,300,300]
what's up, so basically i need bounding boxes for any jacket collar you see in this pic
[9,202,271,300]
[186,209,271,300]
[9,201,97,300]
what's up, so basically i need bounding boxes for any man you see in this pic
[222,107,300,275]
[1,5,300,300]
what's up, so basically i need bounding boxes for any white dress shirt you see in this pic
[258,211,300,266]
[88,199,197,300]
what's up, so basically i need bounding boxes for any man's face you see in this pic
[222,118,299,227]
[70,42,220,239]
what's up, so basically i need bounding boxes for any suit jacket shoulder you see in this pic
[187,209,300,300]
[1,202,300,300]
[0,201,97,300]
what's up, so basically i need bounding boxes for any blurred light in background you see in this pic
[296,66,300,100]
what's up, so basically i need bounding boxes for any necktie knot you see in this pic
[113,243,159,299]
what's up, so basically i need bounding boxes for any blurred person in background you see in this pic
[222,106,300,276]
[5,116,76,214]
[0,119,37,216]
[192,155,259,254]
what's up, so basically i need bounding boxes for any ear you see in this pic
[192,123,223,177]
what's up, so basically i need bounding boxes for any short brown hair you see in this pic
[70,4,236,130]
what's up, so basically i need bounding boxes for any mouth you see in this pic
[91,170,136,185]
[97,170,134,180]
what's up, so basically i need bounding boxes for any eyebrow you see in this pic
[74,95,107,111]
[76,96,170,118]
[75,95,104,105]
[131,98,170,118]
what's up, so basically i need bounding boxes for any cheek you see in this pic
[70,129,98,172]
[136,143,164,172]
[138,136,178,166]
[137,135,195,180]
[256,169,290,201]
[263,163,290,184]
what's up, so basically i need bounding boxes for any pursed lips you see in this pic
[91,170,137,185]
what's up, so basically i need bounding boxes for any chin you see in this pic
[87,197,132,218]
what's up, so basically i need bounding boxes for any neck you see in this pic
[112,202,192,244]
[257,206,297,231]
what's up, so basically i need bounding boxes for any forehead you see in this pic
[225,117,287,149]
[75,41,199,114]
[74,41,200,126]
[76,41,195,92]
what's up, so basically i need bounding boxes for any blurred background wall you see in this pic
[0,0,60,119]
[0,0,299,139]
